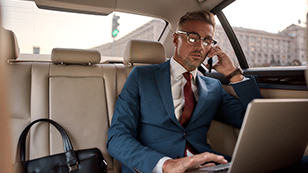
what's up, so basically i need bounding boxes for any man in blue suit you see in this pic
[107,10,262,173]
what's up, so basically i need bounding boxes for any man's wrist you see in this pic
[225,67,243,81]
[152,157,172,173]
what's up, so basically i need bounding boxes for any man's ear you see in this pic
[172,33,178,46]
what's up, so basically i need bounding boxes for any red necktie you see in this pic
[180,72,197,156]
[180,72,196,128]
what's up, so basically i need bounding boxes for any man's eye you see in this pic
[189,37,196,43]
[203,42,209,46]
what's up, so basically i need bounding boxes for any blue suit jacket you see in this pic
[107,60,262,173]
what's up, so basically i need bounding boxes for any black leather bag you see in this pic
[14,118,107,173]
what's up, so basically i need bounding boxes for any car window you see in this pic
[1,0,166,61]
[213,17,241,67]
[222,0,307,68]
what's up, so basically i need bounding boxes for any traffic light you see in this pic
[112,14,120,38]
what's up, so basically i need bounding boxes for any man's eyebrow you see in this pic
[189,31,197,34]
[204,36,213,39]
[189,31,200,37]
[190,31,213,39]
[202,34,213,39]
[186,31,213,41]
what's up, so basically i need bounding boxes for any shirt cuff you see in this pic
[229,77,249,84]
[152,157,172,173]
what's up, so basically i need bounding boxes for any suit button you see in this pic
[134,168,142,173]
[184,132,188,137]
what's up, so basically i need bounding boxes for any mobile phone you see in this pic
[208,57,213,73]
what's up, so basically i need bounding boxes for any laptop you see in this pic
[188,99,308,173]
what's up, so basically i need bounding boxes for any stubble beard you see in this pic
[180,54,205,71]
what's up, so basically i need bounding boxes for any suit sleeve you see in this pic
[107,67,165,173]
[214,75,263,128]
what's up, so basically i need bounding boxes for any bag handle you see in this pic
[15,118,79,172]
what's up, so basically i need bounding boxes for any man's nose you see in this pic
[194,40,203,49]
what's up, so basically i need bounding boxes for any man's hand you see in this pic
[206,46,244,83]
[162,152,228,173]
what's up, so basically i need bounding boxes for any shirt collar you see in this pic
[170,57,197,83]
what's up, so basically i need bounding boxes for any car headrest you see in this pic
[1,28,19,60]
[51,48,101,65]
[124,39,166,65]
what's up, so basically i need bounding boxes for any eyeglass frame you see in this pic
[176,30,217,47]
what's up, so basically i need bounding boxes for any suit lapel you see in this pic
[154,62,213,128]
[154,60,181,127]
[187,74,211,127]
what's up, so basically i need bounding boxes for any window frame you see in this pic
[198,8,307,91]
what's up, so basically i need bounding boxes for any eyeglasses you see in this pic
[177,30,217,47]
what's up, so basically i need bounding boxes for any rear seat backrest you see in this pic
[46,41,166,172]
[6,37,166,173]
[47,48,114,171]
[3,28,35,163]
[0,22,15,172]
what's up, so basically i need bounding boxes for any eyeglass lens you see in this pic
[187,33,213,46]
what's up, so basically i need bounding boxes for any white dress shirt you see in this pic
[170,57,199,121]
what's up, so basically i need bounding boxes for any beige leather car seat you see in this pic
[3,28,34,163]
[5,36,167,173]
[0,6,14,172]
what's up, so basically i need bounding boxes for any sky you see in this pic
[223,0,307,33]
[1,0,307,54]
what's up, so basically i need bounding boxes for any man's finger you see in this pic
[203,154,228,165]
[200,162,216,168]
